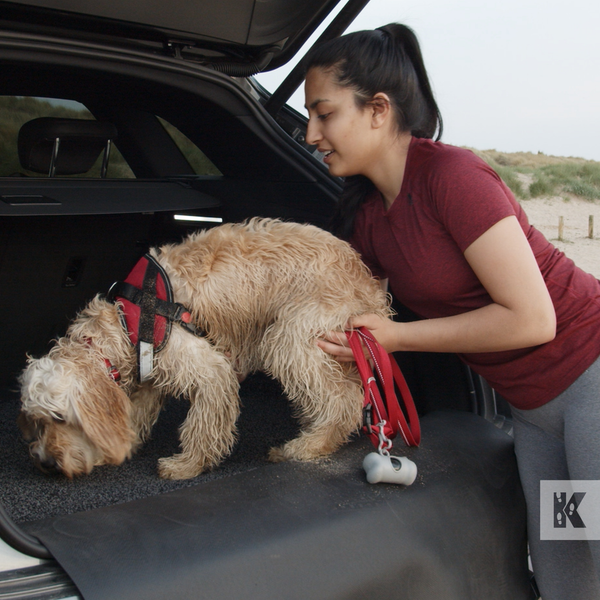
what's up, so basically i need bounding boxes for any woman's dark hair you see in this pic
[303,24,443,239]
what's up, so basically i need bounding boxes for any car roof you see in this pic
[0,0,368,73]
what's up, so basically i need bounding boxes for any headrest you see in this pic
[18,117,118,176]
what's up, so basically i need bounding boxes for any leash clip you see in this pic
[376,421,393,457]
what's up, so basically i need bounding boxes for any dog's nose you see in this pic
[31,448,60,474]
[38,457,61,475]
[39,456,57,470]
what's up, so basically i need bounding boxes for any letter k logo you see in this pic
[554,492,586,528]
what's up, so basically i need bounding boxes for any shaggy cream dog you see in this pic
[18,218,392,480]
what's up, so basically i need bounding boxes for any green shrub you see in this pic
[534,163,600,201]
[565,180,600,200]
[472,147,600,202]
[580,163,600,184]
[529,174,555,198]
[493,164,527,199]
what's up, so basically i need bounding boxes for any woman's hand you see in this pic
[317,314,400,362]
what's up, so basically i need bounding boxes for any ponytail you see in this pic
[303,24,442,238]
[377,24,443,140]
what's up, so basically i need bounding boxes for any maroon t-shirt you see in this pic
[351,137,600,409]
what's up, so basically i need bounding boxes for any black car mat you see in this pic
[0,373,300,524]
[23,411,535,600]
[0,356,469,525]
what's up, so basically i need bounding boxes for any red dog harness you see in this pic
[346,327,420,452]
[108,254,197,382]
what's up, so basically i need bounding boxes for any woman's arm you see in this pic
[318,216,557,360]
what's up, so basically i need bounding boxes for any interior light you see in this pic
[173,215,223,223]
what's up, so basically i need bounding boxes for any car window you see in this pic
[0,95,135,178]
[0,97,222,178]
[158,117,222,176]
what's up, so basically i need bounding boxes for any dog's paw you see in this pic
[267,446,290,463]
[158,455,204,480]
[268,438,332,463]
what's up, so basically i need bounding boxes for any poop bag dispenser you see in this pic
[363,452,417,486]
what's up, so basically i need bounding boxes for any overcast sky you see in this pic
[256,0,600,161]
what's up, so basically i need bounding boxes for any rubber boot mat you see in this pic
[24,411,535,600]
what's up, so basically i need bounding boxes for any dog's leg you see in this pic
[265,338,364,462]
[129,382,165,451]
[153,327,241,479]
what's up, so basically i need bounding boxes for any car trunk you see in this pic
[0,208,531,599]
[0,208,482,525]
[0,3,535,596]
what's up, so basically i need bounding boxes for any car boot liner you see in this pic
[21,411,535,600]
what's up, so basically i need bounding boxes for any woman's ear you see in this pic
[369,93,393,129]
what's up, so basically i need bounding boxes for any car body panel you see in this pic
[0,538,43,571]
[7,0,328,45]
[0,0,368,73]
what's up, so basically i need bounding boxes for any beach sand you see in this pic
[519,195,600,279]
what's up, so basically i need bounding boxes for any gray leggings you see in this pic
[511,355,600,600]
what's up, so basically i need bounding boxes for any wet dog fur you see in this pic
[18,218,392,479]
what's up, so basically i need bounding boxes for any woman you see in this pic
[304,23,600,600]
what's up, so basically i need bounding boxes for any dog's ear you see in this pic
[75,375,135,465]
[17,411,40,442]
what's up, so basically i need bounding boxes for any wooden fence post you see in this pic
[558,216,564,241]
[589,215,594,239]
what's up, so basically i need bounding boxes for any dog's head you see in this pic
[18,339,136,478]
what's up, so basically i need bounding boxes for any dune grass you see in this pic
[470,148,600,202]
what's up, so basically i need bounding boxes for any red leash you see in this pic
[346,327,420,450]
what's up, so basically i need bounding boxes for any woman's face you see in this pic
[304,68,381,179]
